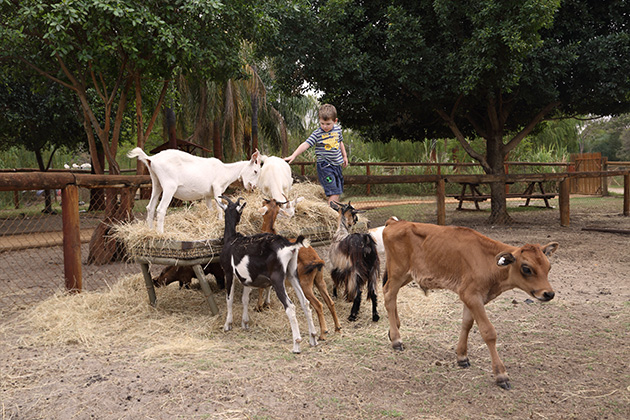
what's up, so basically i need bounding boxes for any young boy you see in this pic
[285,104,349,204]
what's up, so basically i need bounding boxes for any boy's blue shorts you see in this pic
[317,161,344,197]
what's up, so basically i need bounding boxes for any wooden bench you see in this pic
[448,181,556,210]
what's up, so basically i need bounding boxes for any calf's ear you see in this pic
[542,242,559,257]
[496,251,516,267]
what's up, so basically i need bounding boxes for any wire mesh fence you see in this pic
[0,186,145,311]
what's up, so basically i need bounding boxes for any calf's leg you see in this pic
[456,305,475,368]
[462,298,510,390]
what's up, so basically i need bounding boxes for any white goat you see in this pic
[258,155,303,218]
[127,147,262,232]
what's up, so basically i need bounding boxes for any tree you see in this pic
[264,0,630,223]
[0,76,85,212]
[1,0,272,262]
[580,114,630,160]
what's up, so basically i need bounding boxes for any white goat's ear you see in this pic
[279,207,290,218]
[294,196,305,205]
[251,149,261,165]
[258,206,268,215]
[496,252,516,267]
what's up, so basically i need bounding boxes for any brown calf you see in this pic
[382,217,558,390]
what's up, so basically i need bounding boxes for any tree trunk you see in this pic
[89,148,106,212]
[35,149,56,214]
[486,134,513,224]
[88,187,134,265]
[166,107,178,149]
[213,119,223,160]
[251,88,259,153]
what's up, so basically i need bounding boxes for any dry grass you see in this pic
[5,273,455,359]
[113,181,368,259]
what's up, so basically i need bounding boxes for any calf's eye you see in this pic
[521,265,532,275]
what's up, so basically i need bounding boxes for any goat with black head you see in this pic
[217,195,318,353]
[329,201,380,322]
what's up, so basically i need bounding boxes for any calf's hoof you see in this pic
[496,379,511,390]
[390,337,404,351]
[457,359,471,368]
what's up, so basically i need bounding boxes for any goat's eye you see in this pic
[521,265,532,276]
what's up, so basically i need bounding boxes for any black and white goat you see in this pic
[329,201,380,322]
[217,195,318,353]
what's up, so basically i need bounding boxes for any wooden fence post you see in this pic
[624,173,629,216]
[436,179,446,225]
[602,157,608,196]
[559,178,570,227]
[366,163,371,195]
[62,184,82,292]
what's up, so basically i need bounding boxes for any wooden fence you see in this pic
[1,169,628,294]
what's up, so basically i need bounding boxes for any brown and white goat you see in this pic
[382,217,558,389]
[329,201,380,322]
[258,198,342,340]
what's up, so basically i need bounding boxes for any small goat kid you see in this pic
[258,198,342,340]
[217,195,318,353]
[127,147,262,232]
[329,201,380,322]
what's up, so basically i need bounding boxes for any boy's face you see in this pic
[319,118,337,132]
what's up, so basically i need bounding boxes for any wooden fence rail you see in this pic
[1,170,628,293]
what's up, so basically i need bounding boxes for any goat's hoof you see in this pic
[372,313,380,322]
[348,314,357,322]
[242,322,249,330]
[496,378,511,390]
[223,325,232,332]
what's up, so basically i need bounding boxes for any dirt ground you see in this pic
[1,196,629,420]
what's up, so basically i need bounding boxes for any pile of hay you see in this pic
[113,181,368,260]
[5,273,455,357]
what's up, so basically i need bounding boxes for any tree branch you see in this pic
[504,101,561,154]
[436,108,488,168]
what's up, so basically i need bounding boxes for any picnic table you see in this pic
[448,181,557,210]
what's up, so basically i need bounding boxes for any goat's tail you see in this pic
[127,147,150,165]
[293,235,310,249]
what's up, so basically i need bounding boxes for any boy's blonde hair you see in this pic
[318,104,337,121]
